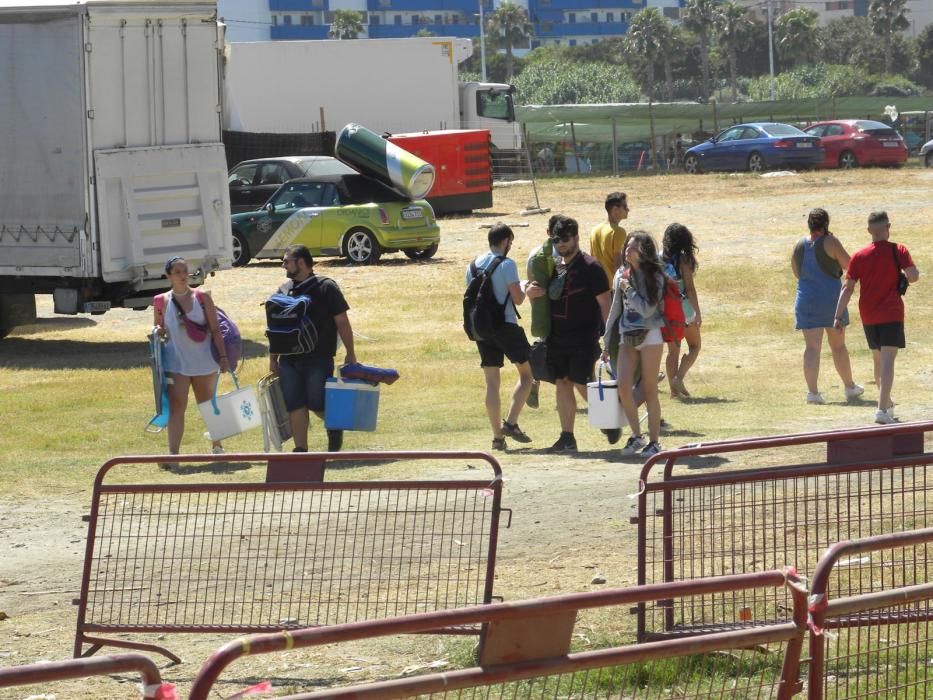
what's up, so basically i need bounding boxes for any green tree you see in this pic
[715,1,753,102]
[817,16,910,75]
[512,57,641,104]
[414,28,436,37]
[869,0,910,74]
[626,8,668,100]
[485,1,534,82]
[914,23,933,88]
[682,0,718,101]
[775,8,820,69]
[329,9,363,39]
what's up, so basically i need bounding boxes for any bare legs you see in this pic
[667,323,701,397]
[166,372,223,454]
[617,343,663,444]
[555,378,582,433]
[483,362,533,441]
[802,327,856,396]
[875,347,897,411]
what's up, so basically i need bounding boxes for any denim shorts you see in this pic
[278,354,335,412]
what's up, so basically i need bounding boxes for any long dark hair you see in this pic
[662,223,699,274]
[628,231,664,305]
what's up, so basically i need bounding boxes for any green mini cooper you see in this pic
[231,174,440,266]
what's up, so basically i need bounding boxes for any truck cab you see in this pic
[459,82,523,151]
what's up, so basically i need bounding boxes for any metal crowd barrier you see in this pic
[73,451,507,664]
[634,421,933,641]
[0,653,168,698]
[807,528,933,699]
[189,570,808,700]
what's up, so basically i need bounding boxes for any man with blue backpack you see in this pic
[268,244,357,452]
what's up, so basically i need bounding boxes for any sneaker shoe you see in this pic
[641,441,662,458]
[875,408,896,425]
[806,392,825,405]
[845,384,865,401]
[502,421,532,443]
[621,435,647,456]
[327,429,344,452]
[602,428,622,445]
[491,437,506,451]
[526,381,539,409]
[546,433,577,453]
[211,445,225,455]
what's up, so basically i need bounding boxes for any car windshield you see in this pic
[337,175,408,205]
[270,181,328,209]
[761,124,805,137]
[298,158,355,177]
[855,120,898,136]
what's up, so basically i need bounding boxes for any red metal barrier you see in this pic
[807,528,933,699]
[189,569,808,700]
[634,421,933,641]
[0,653,167,698]
[73,451,506,664]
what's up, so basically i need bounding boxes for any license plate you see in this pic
[882,142,899,148]
[401,208,424,220]
[796,142,813,148]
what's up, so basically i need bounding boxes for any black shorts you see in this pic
[547,340,600,386]
[477,323,531,368]
[863,321,905,350]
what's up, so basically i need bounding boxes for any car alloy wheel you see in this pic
[684,154,700,174]
[747,152,765,172]
[344,228,383,264]
[232,231,250,267]
[403,243,438,260]
[839,150,858,169]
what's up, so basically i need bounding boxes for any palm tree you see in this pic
[681,0,718,101]
[657,21,678,101]
[330,9,363,40]
[627,8,668,100]
[869,0,910,74]
[715,1,751,103]
[485,1,533,82]
[775,8,819,69]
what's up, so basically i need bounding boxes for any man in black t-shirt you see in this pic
[526,217,612,452]
[270,245,357,452]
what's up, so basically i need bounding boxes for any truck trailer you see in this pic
[222,37,522,153]
[0,0,231,338]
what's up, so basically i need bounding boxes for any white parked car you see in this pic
[921,138,933,168]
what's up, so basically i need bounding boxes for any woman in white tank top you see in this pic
[154,256,231,459]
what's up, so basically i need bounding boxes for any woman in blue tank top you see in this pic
[792,208,863,405]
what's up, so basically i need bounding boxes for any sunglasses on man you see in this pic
[549,233,575,243]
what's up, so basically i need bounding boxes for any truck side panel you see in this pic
[0,13,87,274]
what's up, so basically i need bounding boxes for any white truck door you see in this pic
[86,7,229,286]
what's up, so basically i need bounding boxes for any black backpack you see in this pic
[265,292,318,355]
[463,256,516,342]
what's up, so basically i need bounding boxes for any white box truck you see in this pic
[223,37,523,152]
[0,0,231,338]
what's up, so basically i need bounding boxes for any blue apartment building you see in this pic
[258,0,684,46]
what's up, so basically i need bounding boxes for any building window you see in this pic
[452,13,460,23]
[606,11,614,21]
[435,14,442,23]
[283,14,292,25]
[591,12,597,21]
[272,14,278,25]
[301,14,313,25]
[311,0,323,6]
[569,38,576,45]
[394,14,402,24]
[371,14,380,24]
[568,12,575,22]
[412,14,419,23]
[662,7,679,18]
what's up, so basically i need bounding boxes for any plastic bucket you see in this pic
[587,363,623,429]
[198,373,262,441]
[335,123,435,200]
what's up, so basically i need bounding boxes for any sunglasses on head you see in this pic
[549,233,575,243]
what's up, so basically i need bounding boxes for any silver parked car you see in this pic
[921,138,933,168]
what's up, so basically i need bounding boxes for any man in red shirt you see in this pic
[834,211,920,424]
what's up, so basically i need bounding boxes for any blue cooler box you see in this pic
[324,378,380,431]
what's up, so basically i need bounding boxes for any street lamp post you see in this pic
[479,0,487,81]
[766,0,775,100]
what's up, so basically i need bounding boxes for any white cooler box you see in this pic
[587,364,623,430]
[198,374,262,441]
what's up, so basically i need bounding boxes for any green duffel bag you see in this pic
[527,240,556,339]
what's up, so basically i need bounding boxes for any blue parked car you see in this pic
[683,122,823,174]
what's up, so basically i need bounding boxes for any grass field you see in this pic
[0,167,931,697]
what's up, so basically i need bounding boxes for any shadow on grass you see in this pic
[682,455,731,469]
[677,396,736,405]
[0,338,268,370]
[11,316,98,335]
[159,460,253,475]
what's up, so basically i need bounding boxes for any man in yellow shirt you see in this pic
[589,192,630,284]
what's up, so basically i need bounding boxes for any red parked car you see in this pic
[803,119,909,169]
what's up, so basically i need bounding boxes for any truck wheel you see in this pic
[344,228,382,264]
[0,327,11,340]
[403,243,438,260]
[232,231,251,267]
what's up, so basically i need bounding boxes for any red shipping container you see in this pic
[387,129,493,215]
